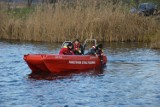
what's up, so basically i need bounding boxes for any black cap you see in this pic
[67,42,72,46]
[75,39,79,42]
[97,44,103,49]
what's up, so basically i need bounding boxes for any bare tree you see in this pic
[28,0,33,7]
[49,0,57,4]
[42,0,57,4]
[41,0,44,3]
[7,0,13,10]
[134,0,139,8]
[112,0,119,5]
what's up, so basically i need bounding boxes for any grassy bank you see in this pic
[0,0,160,44]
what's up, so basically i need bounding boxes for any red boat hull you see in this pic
[24,54,107,74]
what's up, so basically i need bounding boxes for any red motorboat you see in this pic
[24,39,107,74]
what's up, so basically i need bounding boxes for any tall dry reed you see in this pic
[150,29,160,49]
[0,0,159,42]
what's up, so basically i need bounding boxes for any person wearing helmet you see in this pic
[73,39,84,55]
[59,42,74,55]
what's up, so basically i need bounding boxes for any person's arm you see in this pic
[80,45,84,55]
[59,48,67,55]
[71,51,75,55]
[59,48,64,55]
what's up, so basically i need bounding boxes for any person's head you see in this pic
[92,45,96,49]
[96,44,103,50]
[74,39,79,45]
[67,42,73,49]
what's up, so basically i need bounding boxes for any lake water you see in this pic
[0,41,160,107]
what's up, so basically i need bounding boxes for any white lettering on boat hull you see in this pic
[69,61,96,64]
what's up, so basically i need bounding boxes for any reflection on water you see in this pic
[0,40,160,107]
[28,67,105,80]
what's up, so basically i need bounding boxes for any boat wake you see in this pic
[109,59,160,63]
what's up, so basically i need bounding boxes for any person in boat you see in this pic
[96,44,104,63]
[59,42,74,55]
[73,39,84,55]
[86,44,103,56]
[95,44,103,56]
[85,45,97,55]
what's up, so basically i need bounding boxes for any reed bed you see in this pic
[150,29,160,49]
[0,0,159,42]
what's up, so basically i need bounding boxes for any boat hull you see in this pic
[24,54,50,73]
[24,54,107,74]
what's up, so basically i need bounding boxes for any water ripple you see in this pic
[0,41,160,107]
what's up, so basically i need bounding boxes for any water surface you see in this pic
[0,41,160,107]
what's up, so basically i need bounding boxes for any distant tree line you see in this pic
[4,0,160,7]
[28,0,57,7]
[2,0,57,7]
